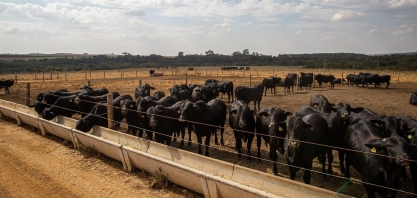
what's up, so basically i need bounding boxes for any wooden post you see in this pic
[65,71,67,81]
[341,73,344,86]
[43,72,45,82]
[221,76,224,81]
[14,73,17,83]
[397,72,400,83]
[25,83,30,107]
[217,71,218,76]
[90,71,92,78]
[139,79,142,86]
[257,70,259,77]
[87,81,91,88]
[107,93,114,129]
[185,74,188,85]
[313,74,315,88]
[296,74,299,90]
[229,70,231,76]
[249,75,252,87]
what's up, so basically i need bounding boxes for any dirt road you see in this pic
[0,118,201,198]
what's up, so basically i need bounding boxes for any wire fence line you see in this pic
[6,93,417,197]
[24,91,417,164]
[5,92,417,195]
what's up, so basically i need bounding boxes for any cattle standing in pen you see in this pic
[235,83,264,111]
[262,77,281,96]
[135,84,155,99]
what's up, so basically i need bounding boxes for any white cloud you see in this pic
[391,27,414,35]
[4,27,20,34]
[331,10,368,22]
[258,17,280,22]
[368,29,378,34]
[296,30,301,35]
[213,23,230,30]
[124,8,145,17]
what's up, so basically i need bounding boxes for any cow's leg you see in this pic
[204,134,210,156]
[234,131,242,159]
[345,153,351,178]
[187,124,193,146]
[227,92,231,103]
[220,126,224,146]
[327,149,333,175]
[197,134,203,155]
[166,135,172,146]
[270,144,278,175]
[339,150,346,175]
[257,101,260,112]
[179,128,185,148]
[256,134,262,160]
[253,101,257,111]
[138,129,143,138]
[264,87,267,96]
[246,135,253,161]
[213,129,219,145]
[303,162,312,184]
[410,163,417,198]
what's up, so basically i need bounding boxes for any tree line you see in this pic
[0,51,416,74]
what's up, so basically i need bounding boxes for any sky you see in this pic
[0,0,416,56]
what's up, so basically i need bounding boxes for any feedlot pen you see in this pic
[1,67,417,197]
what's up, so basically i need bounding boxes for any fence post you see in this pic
[87,81,91,88]
[249,75,252,87]
[217,71,218,76]
[341,73,344,86]
[15,73,17,83]
[313,74,315,88]
[230,70,231,76]
[139,79,142,86]
[185,74,188,85]
[107,93,114,129]
[25,83,30,106]
[90,71,92,78]
[397,72,400,84]
[43,72,45,82]
[221,76,224,81]
[296,74,299,90]
[65,71,67,81]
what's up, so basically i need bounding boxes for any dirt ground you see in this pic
[0,118,202,198]
[1,68,417,197]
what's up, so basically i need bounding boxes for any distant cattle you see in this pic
[345,74,357,87]
[239,67,245,70]
[135,84,155,99]
[315,74,336,89]
[283,73,297,94]
[169,84,191,101]
[220,66,239,71]
[378,75,391,89]
[0,80,14,94]
[411,92,417,106]
[205,79,234,103]
[298,72,313,90]
[188,67,194,71]
[235,83,264,111]
[149,70,155,76]
[262,77,281,95]
[333,78,345,84]
[152,91,165,100]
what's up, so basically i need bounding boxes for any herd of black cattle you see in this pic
[24,72,417,198]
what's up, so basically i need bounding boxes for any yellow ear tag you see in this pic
[262,115,266,118]
[371,147,376,153]
[375,123,379,126]
[408,134,413,139]
[278,126,283,131]
[130,104,133,107]
[69,100,73,102]
[314,105,318,108]
[177,110,181,113]
[141,115,144,118]
[331,110,335,113]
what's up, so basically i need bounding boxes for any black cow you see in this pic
[309,94,335,113]
[190,85,203,102]
[135,84,155,99]
[41,95,79,120]
[188,84,203,93]
[315,74,336,89]
[298,72,313,90]
[31,89,68,115]
[345,119,411,198]
[353,73,380,88]
[262,77,281,96]
[333,78,345,84]
[147,100,191,148]
[41,88,109,120]
[169,85,191,101]
[283,73,297,94]
[152,91,165,100]
[179,99,226,155]
[40,89,88,115]
[190,85,214,103]
[120,99,141,136]
[211,80,234,103]
[75,95,130,132]
[74,92,120,118]
[378,75,391,89]
[137,96,178,139]
[188,67,194,71]
[239,67,245,70]
[229,100,256,160]
[284,114,328,184]
[411,92,417,106]
[235,83,263,111]
[256,107,292,174]
[350,108,387,124]
[345,74,357,87]
[149,70,155,76]
[245,67,250,71]
[0,80,14,94]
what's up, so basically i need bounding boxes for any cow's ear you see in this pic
[249,110,256,116]
[193,105,201,112]
[364,139,384,152]
[330,107,338,114]
[312,103,319,108]
[230,110,237,116]
[257,112,269,119]
[351,107,364,113]
[150,86,155,90]
[329,103,335,107]
[404,131,415,140]
[369,120,384,127]
[301,121,313,130]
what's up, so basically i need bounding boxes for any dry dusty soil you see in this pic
[1,69,417,197]
[0,117,202,198]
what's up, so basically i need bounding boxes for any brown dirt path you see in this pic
[0,118,202,198]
